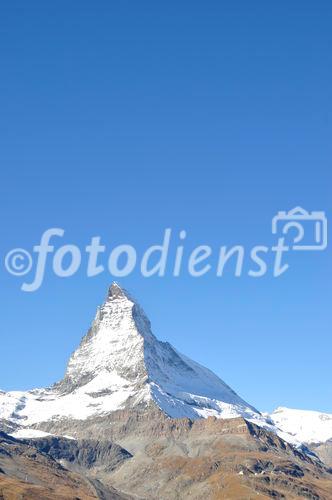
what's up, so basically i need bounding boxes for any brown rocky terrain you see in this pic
[0,432,98,499]
[17,407,332,499]
[311,440,332,469]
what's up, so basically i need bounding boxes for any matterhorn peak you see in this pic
[106,282,130,301]
[0,285,262,426]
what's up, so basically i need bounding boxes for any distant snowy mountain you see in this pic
[267,407,332,445]
[0,283,262,426]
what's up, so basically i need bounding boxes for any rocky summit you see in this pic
[1,284,332,499]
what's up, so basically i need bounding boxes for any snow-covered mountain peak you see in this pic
[0,285,262,426]
[268,407,332,444]
[106,282,133,302]
[58,285,156,394]
[1,285,331,464]
[95,282,153,340]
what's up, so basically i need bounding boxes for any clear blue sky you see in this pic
[0,1,331,413]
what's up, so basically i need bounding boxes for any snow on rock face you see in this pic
[59,283,149,393]
[268,407,332,444]
[0,283,261,426]
[9,429,75,440]
[10,429,54,439]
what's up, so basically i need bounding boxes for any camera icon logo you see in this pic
[272,207,328,251]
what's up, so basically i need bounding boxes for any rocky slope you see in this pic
[4,414,332,500]
[103,414,332,500]
[312,439,332,468]
[0,431,98,499]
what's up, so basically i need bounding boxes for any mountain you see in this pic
[0,283,262,426]
[268,407,332,445]
[1,284,332,499]
[267,407,332,467]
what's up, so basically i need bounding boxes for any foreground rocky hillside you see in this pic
[1,411,332,499]
[0,431,98,499]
